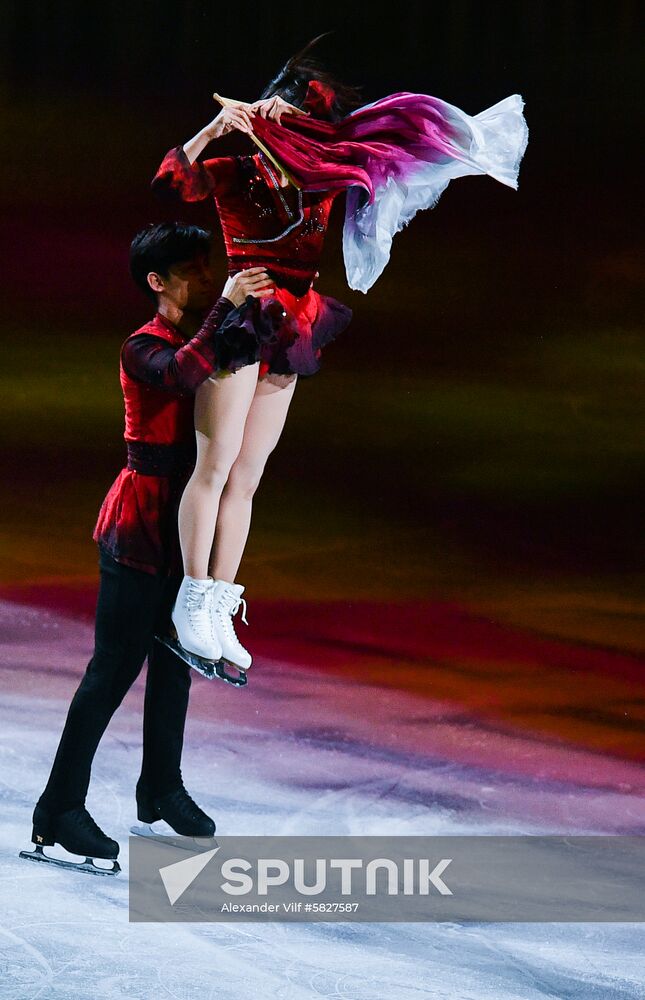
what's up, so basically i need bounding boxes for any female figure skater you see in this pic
[152,45,357,674]
[152,37,528,676]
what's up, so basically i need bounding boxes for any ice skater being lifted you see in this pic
[152,33,528,677]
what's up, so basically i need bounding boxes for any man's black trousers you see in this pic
[37,546,191,815]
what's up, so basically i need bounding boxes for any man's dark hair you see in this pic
[129,222,212,301]
[260,32,362,122]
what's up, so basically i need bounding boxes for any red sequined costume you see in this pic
[151,89,352,379]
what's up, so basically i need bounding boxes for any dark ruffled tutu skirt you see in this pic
[214,286,352,379]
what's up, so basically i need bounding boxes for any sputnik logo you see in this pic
[159,847,220,905]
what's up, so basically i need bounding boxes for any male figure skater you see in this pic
[20,223,273,874]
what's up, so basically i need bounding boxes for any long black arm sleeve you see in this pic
[121,296,236,391]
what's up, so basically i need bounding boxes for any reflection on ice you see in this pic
[1,599,644,999]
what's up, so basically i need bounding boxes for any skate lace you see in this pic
[164,786,203,820]
[229,594,249,626]
[215,589,249,650]
[186,582,214,637]
[74,807,106,838]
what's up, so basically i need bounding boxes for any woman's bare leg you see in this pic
[210,373,298,582]
[178,363,261,580]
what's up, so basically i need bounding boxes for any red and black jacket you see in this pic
[93,298,235,576]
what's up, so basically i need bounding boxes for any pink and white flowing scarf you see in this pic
[251,92,529,292]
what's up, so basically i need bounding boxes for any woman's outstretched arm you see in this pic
[182,102,256,164]
[152,101,256,202]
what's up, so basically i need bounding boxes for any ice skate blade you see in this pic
[156,634,248,686]
[130,822,219,851]
[19,844,120,876]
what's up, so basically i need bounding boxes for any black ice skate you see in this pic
[19,804,121,876]
[155,630,248,687]
[130,785,217,847]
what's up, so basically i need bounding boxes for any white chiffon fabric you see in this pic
[342,94,529,293]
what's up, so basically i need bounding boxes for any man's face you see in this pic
[151,252,216,312]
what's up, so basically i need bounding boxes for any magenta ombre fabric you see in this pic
[252,92,467,201]
[252,91,529,291]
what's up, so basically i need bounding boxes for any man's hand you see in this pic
[222,267,275,307]
[248,95,308,125]
[204,102,256,139]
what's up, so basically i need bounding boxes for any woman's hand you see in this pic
[222,268,275,308]
[183,101,256,164]
[204,102,256,139]
[248,95,308,125]
[183,94,304,165]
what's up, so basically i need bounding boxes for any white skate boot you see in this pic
[211,580,252,671]
[171,576,222,662]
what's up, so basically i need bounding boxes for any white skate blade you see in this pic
[19,843,120,876]
[130,822,218,851]
[155,634,248,686]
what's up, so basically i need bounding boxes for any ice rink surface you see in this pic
[1,598,644,1000]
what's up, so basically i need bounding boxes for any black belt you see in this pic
[126,441,196,477]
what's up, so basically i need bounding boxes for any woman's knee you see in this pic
[192,448,240,492]
[225,461,266,500]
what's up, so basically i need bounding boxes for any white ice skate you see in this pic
[211,580,252,671]
[171,576,221,662]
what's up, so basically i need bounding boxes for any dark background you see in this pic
[0,1,642,649]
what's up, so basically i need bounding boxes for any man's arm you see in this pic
[122,268,275,391]
[121,296,236,392]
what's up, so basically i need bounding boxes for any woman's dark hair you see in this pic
[129,222,212,300]
[259,32,362,122]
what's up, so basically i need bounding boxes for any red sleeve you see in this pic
[151,146,232,202]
